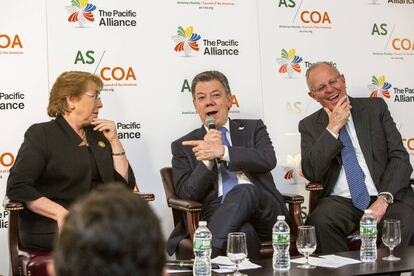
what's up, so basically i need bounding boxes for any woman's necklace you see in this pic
[79,130,88,146]
[80,130,86,141]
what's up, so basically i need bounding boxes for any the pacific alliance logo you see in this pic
[172,26,202,57]
[283,154,306,184]
[66,0,97,27]
[277,48,303,78]
[368,75,392,99]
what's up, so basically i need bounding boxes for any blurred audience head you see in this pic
[47,71,103,117]
[51,183,165,276]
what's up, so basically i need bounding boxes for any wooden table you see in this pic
[170,246,414,275]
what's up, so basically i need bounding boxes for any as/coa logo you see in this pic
[368,75,392,98]
[0,34,24,55]
[1,151,15,178]
[276,48,303,78]
[172,26,201,57]
[66,0,97,27]
[277,0,333,33]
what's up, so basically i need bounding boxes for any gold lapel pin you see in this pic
[98,141,106,148]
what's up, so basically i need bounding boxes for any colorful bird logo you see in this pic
[172,26,201,56]
[277,49,303,78]
[368,75,392,99]
[66,0,96,27]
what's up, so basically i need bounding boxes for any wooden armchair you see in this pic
[5,191,154,276]
[160,166,304,259]
[6,199,50,276]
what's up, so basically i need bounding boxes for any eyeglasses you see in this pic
[311,75,343,94]
[84,91,101,101]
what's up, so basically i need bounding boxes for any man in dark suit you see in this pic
[299,62,414,254]
[167,70,288,259]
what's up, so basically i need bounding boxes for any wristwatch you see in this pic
[378,193,393,204]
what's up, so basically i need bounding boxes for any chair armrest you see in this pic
[305,182,323,191]
[282,193,304,235]
[134,192,155,202]
[282,193,304,204]
[168,198,202,213]
[305,182,323,215]
[168,197,202,240]
[4,200,24,211]
[4,199,23,276]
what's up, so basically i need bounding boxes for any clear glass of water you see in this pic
[382,219,401,261]
[296,225,317,269]
[227,232,248,276]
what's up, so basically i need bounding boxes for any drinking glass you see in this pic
[382,219,401,261]
[296,225,317,269]
[226,232,248,276]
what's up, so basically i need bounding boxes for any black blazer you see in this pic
[7,116,135,235]
[167,119,288,254]
[299,97,414,209]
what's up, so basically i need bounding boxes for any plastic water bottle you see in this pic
[360,209,377,262]
[272,215,290,271]
[193,221,212,276]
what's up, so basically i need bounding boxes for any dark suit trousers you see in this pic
[306,196,414,254]
[201,184,284,260]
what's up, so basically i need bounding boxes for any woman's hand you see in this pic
[91,118,118,143]
[56,208,69,234]
[91,118,128,180]
[27,197,69,235]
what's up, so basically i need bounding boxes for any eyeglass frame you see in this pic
[310,74,344,94]
[84,90,102,101]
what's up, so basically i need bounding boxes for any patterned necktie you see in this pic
[339,126,370,211]
[219,127,238,202]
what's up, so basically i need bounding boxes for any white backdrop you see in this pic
[1,0,413,273]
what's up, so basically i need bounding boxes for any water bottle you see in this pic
[360,209,377,262]
[272,215,290,271]
[193,221,212,276]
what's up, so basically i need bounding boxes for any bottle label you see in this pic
[194,238,211,250]
[360,224,377,237]
[273,231,290,244]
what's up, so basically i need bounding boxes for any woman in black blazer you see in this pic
[6,71,136,250]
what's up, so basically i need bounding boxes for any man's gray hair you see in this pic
[305,62,341,90]
[191,70,231,98]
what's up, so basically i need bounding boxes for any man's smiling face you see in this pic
[308,63,347,112]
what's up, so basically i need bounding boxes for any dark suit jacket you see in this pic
[167,119,287,255]
[299,97,414,209]
[7,116,135,239]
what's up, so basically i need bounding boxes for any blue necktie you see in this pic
[219,127,238,202]
[339,126,370,211]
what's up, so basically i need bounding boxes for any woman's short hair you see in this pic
[47,71,103,117]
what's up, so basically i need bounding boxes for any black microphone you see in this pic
[205,116,216,130]
[205,116,222,164]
